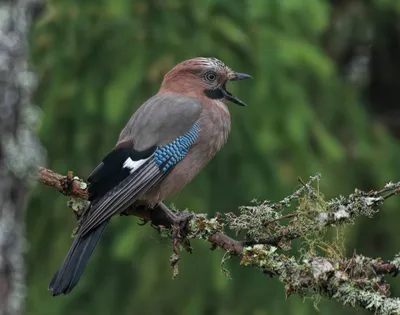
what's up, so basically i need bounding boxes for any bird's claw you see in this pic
[169,211,193,254]
[171,211,193,235]
[150,203,194,255]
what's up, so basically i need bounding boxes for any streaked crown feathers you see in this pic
[181,57,233,78]
[161,57,234,87]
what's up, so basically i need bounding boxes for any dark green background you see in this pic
[26,1,400,314]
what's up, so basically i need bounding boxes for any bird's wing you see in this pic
[119,94,203,150]
[77,95,202,236]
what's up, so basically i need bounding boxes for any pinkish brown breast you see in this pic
[144,100,231,206]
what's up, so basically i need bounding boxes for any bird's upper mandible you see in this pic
[159,57,252,107]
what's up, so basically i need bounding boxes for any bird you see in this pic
[48,57,252,296]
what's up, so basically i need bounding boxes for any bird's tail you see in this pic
[48,220,109,296]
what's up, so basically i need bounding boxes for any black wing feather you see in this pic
[79,159,167,236]
[49,143,160,296]
[87,143,156,203]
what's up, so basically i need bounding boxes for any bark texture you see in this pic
[0,1,44,314]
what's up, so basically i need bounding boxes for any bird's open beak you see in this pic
[222,72,252,106]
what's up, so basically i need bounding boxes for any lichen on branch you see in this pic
[38,167,400,314]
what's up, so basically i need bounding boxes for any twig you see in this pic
[270,173,321,209]
[264,213,297,225]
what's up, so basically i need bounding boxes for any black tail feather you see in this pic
[49,220,109,296]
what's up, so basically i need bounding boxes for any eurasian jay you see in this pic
[49,57,252,296]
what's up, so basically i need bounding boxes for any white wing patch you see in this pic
[123,157,150,174]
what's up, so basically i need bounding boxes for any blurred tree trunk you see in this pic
[0,1,44,314]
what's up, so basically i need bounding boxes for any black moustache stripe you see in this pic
[204,88,224,100]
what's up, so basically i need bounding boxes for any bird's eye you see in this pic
[204,71,217,82]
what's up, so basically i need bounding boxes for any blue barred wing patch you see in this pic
[154,121,200,172]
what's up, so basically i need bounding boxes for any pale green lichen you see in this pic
[170,252,180,279]
[225,175,322,241]
[220,251,232,279]
[188,213,224,240]
[335,284,400,315]
[236,241,400,314]
[72,176,88,190]
[225,174,391,264]
[240,244,279,268]
[226,200,281,240]
[392,253,400,271]
[158,211,224,241]
[67,196,90,213]
[78,180,87,190]
[67,197,90,237]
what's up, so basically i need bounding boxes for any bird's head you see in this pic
[160,57,252,107]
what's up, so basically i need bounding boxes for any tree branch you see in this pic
[38,167,88,200]
[37,167,400,314]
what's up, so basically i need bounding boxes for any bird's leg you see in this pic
[156,202,191,224]
[153,202,193,232]
[122,201,193,233]
[123,199,193,279]
[151,202,193,254]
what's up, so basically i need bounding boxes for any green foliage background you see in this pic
[26,1,400,314]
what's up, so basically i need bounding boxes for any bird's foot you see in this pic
[121,201,193,278]
[154,203,193,254]
[156,204,193,278]
[171,211,193,252]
